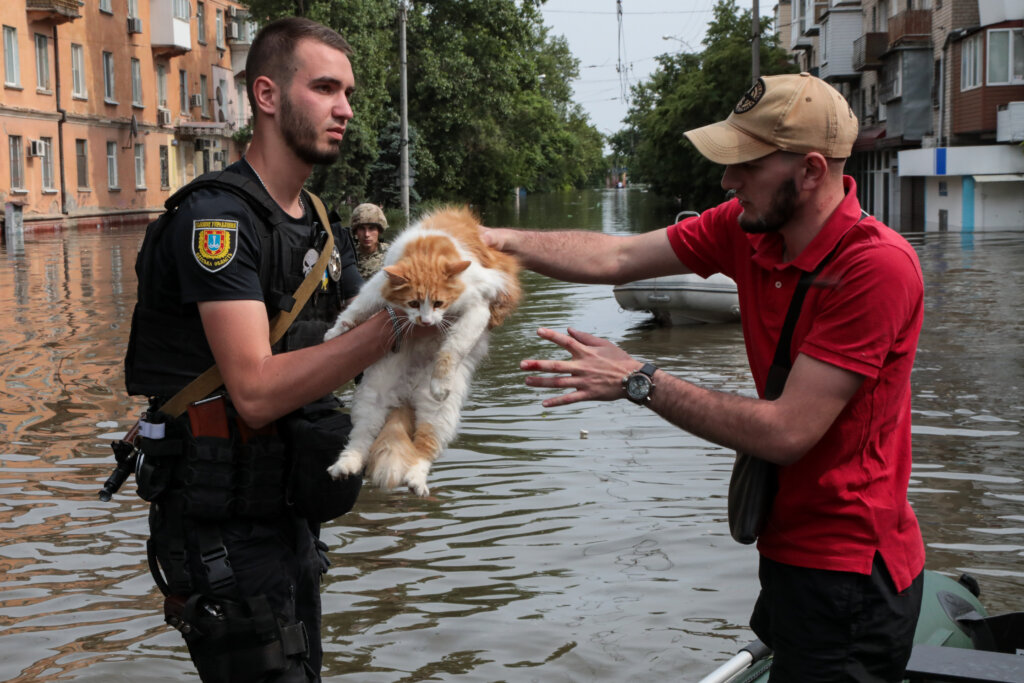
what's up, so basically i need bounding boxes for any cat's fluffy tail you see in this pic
[365,404,436,495]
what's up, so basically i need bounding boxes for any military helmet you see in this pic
[350,203,387,231]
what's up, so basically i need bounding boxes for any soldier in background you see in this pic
[350,203,390,280]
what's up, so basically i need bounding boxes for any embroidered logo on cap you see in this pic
[734,77,766,114]
[193,220,238,272]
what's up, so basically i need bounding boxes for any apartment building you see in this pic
[1,0,253,230]
[777,0,1024,231]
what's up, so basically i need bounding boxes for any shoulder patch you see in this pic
[192,219,239,272]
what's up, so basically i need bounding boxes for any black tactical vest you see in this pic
[124,169,354,399]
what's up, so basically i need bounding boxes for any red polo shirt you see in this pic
[666,177,925,592]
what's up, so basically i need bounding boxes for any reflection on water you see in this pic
[1,191,1022,681]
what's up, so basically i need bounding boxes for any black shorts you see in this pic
[750,553,923,682]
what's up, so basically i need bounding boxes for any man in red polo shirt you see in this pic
[483,73,925,681]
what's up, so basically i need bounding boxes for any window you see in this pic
[76,139,89,189]
[35,34,50,91]
[196,2,206,44]
[8,135,24,190]
[131,58,143,106]
[103,51,116,102]
[159,145,169,188]
[100,0,112,13]
[173,0,189,21]
[134,144,146,189]
[40,137,54,191]
[200,74,209,116]
[71,43,86,98]
[961,33,982,90]
[216,9,224,49]
[107,141,119,188]
[179,69,187,112]
[127,0,138,18]
[987,28,1024,85]
[3,26,19,88]
[157,63,167,107]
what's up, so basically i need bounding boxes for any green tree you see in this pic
[623,0,797,208]
[240,0,606,210]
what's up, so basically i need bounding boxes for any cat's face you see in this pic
[382,236,471,327]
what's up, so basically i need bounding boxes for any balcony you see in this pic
[150,0,192,58]
[25,0,82,25]
[888,9,931,48]
[801,1,828,36]
[853,33,888,71]
[814,2,829,25]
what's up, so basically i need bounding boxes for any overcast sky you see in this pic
[539,0,771,136]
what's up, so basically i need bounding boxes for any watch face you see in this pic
[626,373,651,401]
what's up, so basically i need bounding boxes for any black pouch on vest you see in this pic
[282,398,362,523]
[233,434,289,519]
[136,424,184,503]
[182,436,236,520]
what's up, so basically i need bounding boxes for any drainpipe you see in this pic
[53,25,68,215]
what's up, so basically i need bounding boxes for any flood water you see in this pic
[1,189,1022,682]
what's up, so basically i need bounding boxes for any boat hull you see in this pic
[613,273,740,325]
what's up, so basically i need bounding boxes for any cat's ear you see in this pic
[383,266,409,286]
[445,260,472,278]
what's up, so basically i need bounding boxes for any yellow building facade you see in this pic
[1,0,252,229]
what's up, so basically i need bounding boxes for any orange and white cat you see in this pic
[324,206,520,496]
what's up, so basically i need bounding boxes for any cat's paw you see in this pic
[404,462,432,497]
[324,320,355,341]
[429,377,451,401]
[327,450,364,480]
[405,476,430,498]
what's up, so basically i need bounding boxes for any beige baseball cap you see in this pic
[684,72,859,165]
[350,203,387,230]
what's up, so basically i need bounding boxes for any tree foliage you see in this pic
[621,0,797,209]
[241,0,606,214]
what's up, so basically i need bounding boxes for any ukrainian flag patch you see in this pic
[192,220,239,272]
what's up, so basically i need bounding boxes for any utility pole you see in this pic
[751,0,760,85]
[398,0,410,225]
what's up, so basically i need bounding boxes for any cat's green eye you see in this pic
[433,301,444,308]
[407,301,419,309]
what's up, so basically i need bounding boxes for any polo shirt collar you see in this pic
[748,175,863,273]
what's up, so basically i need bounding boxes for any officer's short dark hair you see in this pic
[245,17,353,117]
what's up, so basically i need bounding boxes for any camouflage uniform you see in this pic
[356,242,390,280]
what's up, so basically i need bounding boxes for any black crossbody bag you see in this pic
[727,240,843,544]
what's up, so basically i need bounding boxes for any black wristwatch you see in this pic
[622,363,657,405]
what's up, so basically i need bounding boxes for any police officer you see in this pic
[350,203,389,280]
[123,17,406,682]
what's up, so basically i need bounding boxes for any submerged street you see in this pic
[1,188,1022,681]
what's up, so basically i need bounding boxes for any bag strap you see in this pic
[763,237,846,400]
[159,191,335,419]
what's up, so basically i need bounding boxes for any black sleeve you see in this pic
[174,187,264,304]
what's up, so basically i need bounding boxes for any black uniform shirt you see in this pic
[173,161,311,306]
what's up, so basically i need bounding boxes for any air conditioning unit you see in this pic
[127,17,143,34]
[28,139,46,157]
[189,93,204,108]
[157,108,172,126]
[226,23,239,40]
[996,102,1024,142]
